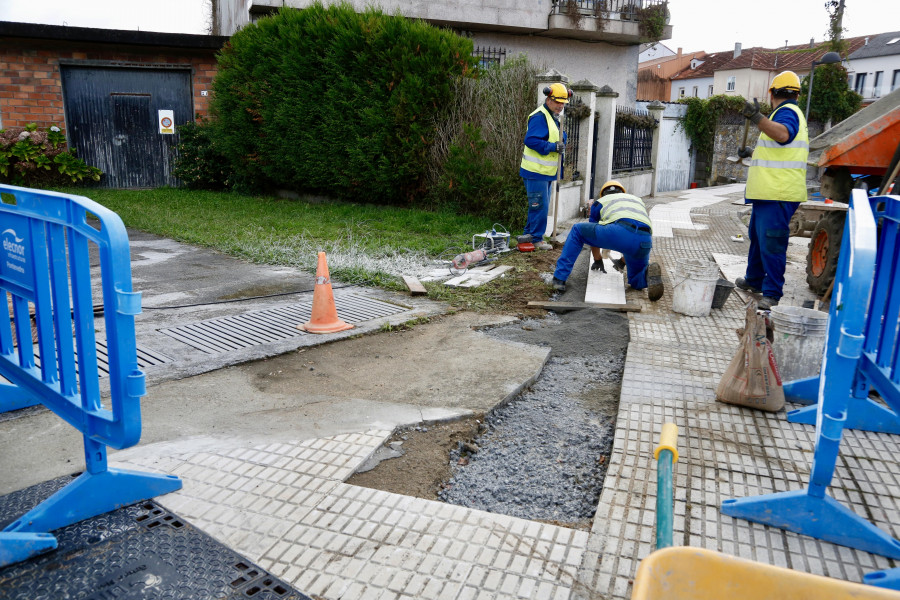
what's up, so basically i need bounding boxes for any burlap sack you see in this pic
[715,300,785,412]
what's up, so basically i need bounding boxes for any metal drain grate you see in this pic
[30,339,173,377]
[158,294,410,354]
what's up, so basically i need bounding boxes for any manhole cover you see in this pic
[158,294,410,354]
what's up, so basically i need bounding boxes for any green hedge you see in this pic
[210,3,477,202]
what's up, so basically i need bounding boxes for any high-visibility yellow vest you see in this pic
[598,193,653,228]
[745,102,809,202]
[520,105,560,177]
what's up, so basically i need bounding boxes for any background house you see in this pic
[0,21,226,187]
[217,0,672,105]
[846,31,900,103]
[669,37,872,102]
[638,48,709,101]
[639,42,676,62]
[2,0,673,190]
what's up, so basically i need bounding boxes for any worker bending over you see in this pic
[519,82,570,251]
[736,70,809,310]
[550,180,663,301]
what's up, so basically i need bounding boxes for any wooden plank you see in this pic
[402,276,427,296]
[527,301,642,312]
[584,258,626,305]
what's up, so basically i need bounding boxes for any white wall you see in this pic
[846,54,900,100]
[670,76,714,101]
[473,32,640,104]
[271,0,550,33]
[639,43,674,63]
[637,101,690,192]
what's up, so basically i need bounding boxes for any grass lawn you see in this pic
[51,186,554,313]
[61,187,497,287]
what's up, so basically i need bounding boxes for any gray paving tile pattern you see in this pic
[577,189,900,599]
[111,188,900,599]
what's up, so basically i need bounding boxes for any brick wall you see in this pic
[0,37,220,132]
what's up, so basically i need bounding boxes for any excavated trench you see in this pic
[347,308,629,529]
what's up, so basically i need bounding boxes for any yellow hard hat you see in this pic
[600,180,626,196]
[544,82,572,104]
[770,71,801,93]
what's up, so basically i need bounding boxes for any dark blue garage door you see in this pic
[61,66,192,188]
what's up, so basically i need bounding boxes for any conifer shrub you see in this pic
[210,3,477,202]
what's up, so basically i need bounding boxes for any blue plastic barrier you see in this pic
[722,191,900,572]
[0,184,181,567]
[785,194,900,433]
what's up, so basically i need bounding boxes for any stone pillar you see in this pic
[570,79,599,208]
[647,101,665,197]
[592,85,619,197]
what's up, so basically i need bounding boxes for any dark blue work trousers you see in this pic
[522,178,553,240]
[744,199,801,299]
[553,220,652,289]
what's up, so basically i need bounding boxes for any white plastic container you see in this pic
[770,306,828,382]
[671,259,719,317]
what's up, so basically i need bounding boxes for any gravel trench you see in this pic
[438,309,629,525]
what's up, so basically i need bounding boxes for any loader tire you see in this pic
[805,211,845,295]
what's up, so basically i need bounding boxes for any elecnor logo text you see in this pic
[2,228,25,256]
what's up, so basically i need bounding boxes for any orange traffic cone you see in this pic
[298,252,354,334]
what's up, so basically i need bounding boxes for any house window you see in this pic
[472,46,506,68]
[893,70,900,92]
[855,72,867,94]
[692,86,698,97]
[873,71,883,97]
[708,85,714,96]
[726,76,736,91]
[679,87,685,98]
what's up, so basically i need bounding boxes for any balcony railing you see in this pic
[547,0,671,42]
[550,0,668,19]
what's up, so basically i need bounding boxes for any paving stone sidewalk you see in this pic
[111,186,899,599]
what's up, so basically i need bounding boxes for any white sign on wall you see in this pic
[158,110,175,135]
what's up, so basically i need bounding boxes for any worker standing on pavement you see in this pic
[519,83,570,251]
[550,180,664,301]
[736,70,809,310]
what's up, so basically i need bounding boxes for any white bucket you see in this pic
[671,259,719,317]
[770,306,828,382]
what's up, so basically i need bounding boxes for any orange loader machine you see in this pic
[791,86,900,295]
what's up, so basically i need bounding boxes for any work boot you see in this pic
[758,296,779,310]
[551,277,567,293]
[735,277,762,294]
[647,262,664,302]
[535,241,553,251]
[611,257,626,273]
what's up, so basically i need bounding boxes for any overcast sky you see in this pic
[666,0,884,53]
[0,0,889,51]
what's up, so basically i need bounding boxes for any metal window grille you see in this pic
[562,112,582,179]
[612,106,653,173]
[472,46,506,67]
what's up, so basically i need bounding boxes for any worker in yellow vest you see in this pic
[550,180,663,302]
[518,83,570,250]
[736,71,809,310]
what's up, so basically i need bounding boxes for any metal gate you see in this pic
[60,66,192,188]
[636,101,692,192]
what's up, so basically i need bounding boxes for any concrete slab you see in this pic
[584,258,626,305]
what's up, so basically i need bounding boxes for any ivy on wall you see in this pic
[677,95,769,166]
